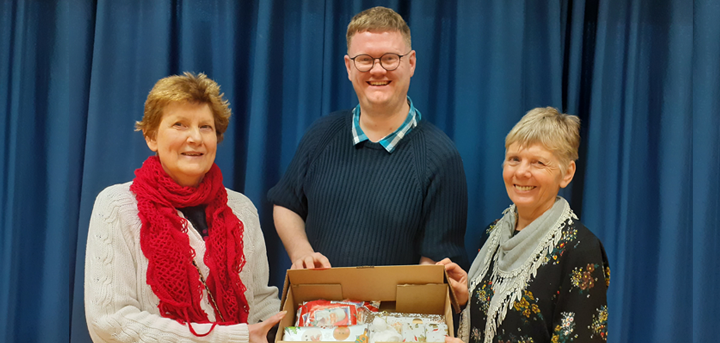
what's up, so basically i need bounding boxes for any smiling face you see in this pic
[503,142,576,221]
[144,102,217,187]
[344,30,415,113]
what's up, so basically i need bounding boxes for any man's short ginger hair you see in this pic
[346,6,411,51]
[135,72,231,142]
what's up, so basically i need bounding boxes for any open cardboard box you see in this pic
[276,265,459,343]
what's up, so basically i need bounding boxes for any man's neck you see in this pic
[359,100,410,142]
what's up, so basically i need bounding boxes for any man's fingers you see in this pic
[303,256,317,269]
[436,258,453,265]
[316,253,331,269]
[291,253,332,270]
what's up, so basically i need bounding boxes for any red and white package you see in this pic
[295,299,381,327]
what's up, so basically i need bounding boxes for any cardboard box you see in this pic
[276,265,459,343]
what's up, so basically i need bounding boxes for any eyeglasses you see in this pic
[349,51,412,72]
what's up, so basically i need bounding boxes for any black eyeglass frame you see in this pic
[348,51,413,72]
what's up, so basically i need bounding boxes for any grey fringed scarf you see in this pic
[458,197,576,343]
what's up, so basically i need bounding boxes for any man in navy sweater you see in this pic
[268,6,469,270]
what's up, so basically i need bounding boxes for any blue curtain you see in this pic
[0,0,717,342]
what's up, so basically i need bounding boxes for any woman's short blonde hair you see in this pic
[346,6,411,50]
[505,107,580,169]
[135,72,231,142]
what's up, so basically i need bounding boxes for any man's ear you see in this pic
[560,161,576,188]
[144,131,158,152]
[344,55,353,81]
[408,50,416,77]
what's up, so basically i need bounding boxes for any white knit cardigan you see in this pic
[84,182,280,342]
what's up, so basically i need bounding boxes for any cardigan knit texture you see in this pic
[84,182,280,342]
[268,110,469,268]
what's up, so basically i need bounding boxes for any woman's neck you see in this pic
[514,202,554,231]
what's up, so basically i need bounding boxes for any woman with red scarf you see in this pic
[84,72,283,342]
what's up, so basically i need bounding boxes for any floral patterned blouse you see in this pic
[469,219,610,343]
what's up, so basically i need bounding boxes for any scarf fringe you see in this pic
[460,199,576,343]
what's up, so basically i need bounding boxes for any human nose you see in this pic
[369,58,386,73]
[186,127,202,144]
[515,162,532,177]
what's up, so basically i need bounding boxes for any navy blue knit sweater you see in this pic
[268,110,469,269]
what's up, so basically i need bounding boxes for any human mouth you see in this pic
[368,81,390,86]
[181,151,204,157]
[514,185,535,191]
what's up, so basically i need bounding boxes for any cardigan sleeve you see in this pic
[551,226,610,342]
[84,185,250,343]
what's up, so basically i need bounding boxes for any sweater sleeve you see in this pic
[84,185,249,343]
[417,129,470,270]
[267,112,347,220]
[551,226,610,342]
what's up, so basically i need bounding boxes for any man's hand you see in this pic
[274,206,332,270]
[248,311,286,343]
[291,252,332,270]
[437,258,469,306]
[419,256,436,265]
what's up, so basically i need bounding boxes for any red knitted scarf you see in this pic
[130,156,249,334]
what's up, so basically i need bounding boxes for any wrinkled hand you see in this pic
[291,252,331,270]
[249,311,286,343]
[437,258,469,307]
[445,336,465,343]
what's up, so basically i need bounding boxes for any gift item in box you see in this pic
[283,325,369,342]
[368,312,445,326]
[369,313,448,343]
[276,265,459,343]
[425,323,448,342]
[296,299,381,327]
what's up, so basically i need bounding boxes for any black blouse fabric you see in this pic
[180,205,208,239]
[469,218,609,343]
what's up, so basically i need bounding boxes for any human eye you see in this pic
[533,159,551,168]
[200,124,214,131]
[382,54,399,63]
[506,156,520,164]
[172,122,185,128]
[356,55,373,64]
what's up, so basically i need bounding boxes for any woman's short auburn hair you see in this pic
[346,6,411,50]
[505,107,581,169]
[135,72,231,142]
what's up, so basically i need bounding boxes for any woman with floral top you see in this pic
[440,107,610,343]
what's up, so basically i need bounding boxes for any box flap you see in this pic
[284,265,446,302]
[443,269,461,313]
[395,284,446,314]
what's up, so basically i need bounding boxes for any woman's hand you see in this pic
[437,258,469,307]
[445,336,465,343]
[249,311,286,343]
